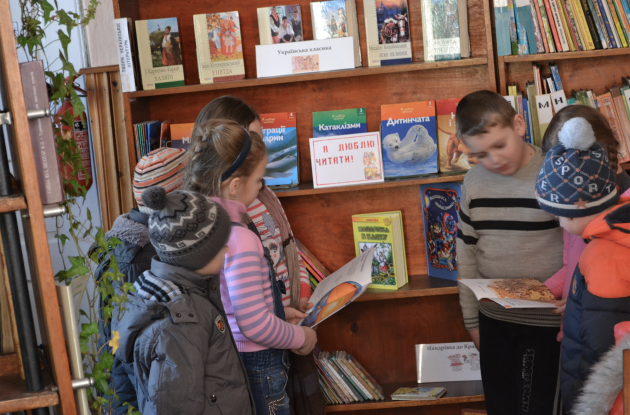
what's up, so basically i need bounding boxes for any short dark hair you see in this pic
[456,90,517,140]
[165,26,171,31]
[282,16,288,20]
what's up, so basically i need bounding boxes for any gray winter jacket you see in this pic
[116,259,255,415]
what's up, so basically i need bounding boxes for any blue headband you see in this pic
[221,129,252,182]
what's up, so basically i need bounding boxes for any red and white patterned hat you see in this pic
[133,148,188,209]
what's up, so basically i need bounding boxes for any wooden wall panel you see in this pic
[145,65,489,182]
[131,0,489,86]
[317,295,468,385]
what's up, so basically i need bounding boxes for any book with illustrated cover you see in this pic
[170,123,195,149]
[421,0,461,61]
[458,278,558,308]
[257,5,304,45]
[381,101,437,179]
[416,342,481,382]
[363,0,412,66]
[301,247,376,327]
[508,0,519,53]
[260,112,299,188]
[420,183,461,281]
[598,92,630,162]
[391,387,447,400]
[437,98,475,173]
[537,0,559,51]
[313,108,367,137]
[311,0,362,67]
[193,12,245,84]
[515,0,539,53]
[135,17,185,90]
[352,211,407,290]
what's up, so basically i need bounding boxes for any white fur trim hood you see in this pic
[572,331,630,415]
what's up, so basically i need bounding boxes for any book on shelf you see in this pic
[352,211,408,290]
[420,183,461,281]
[135,18,185,90]
[458,278,558,308]
[313,107,367,138]
[416,342,481,383]
[421,0,461,61]
[508,0,520,54]
[260,112,299,188]
[159,120,171,148]
[20,60,64,205]
[437,98,475,173]
[523,97,534,144]
[114,18,139,92]
[391,386,447,400]
[515,0,540,53]
[315,349,384,405]
[600,91,630,161]
[170,123,194,150]
[458,0,472,57]
[363,0,412,66]
[193,12,245,84]
[495,0,512,56]
[295,238,331,281]
[311,0,362,67]
[301,246,376,327]
[134,120,162,161]
[381,101,438,179]
[257,5,304,45]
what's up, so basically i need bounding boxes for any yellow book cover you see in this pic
[135,18,185,90]
[569,0,596,49]
[352,212,407,290]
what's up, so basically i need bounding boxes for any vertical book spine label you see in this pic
[114,19,137,92]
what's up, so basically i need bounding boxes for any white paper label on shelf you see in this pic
[309,131,384,189]
[416,342,482,383]
[255,37,355,78]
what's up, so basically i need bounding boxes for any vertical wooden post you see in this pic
[624,349,630,415]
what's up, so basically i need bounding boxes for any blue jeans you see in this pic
[240,349,290,415]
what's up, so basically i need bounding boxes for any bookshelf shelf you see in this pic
[0,194,26,214]
[325,381,484,412]
[273,173,467,198]
[355,275,458,303]
[501,48,630,63]
[0,375,60,413]
[127,58,489,99]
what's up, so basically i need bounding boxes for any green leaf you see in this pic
[95,378,109,394]
[79,309,88,318]
[79,336,89,353]
[69,256,85,267]
[55,233,69,247]
[102,305,113,322]
[41,0,55,23]
[81,321,99,337]
[100,350,114,369]
[87,208,91,221]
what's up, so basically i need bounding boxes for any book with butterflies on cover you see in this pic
[311,0,362,67]
[135,17,185,90]
[352,211,407,290]
[193,12,245,84]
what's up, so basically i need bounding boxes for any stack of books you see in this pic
[494,0,630,56]
[133,120,171,161]
[296,239,331,290]
[314,350,385,404]
[391,386,447,400]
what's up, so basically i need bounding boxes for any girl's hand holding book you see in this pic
[292,326,318,355]
[285,307,308,325]
[298,297,313,313]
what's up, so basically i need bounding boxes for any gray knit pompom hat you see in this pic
[141,187,231,270]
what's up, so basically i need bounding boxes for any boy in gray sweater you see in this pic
[456,91,563,415]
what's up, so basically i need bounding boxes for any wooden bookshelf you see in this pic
[0,194,26,214]
[108,0,497,411]
[0,375,60,413]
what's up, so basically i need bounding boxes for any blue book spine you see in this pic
[514,4,531,54]
[496,5,512,56]
[550,64,564,91]
[620,0,630,27]
[522,97,533,144]
[596,0,618,47]
[516,2,539,53]
[420,182,461,281]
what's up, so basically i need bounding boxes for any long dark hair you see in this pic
[194,96,260,130]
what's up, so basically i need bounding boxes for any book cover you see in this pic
[437,98,474,173]
[422,0,462,61]
[311,0,362,67]
[415,342,481,382]
[381,101,438,178]
[535,94,553,138]
[495,0,513,55]
[558,0,579,49]
[599,92,630,162]
[352,211,408,290]
[114,18,138,92]
[19,61,64,205]
[260,112,299,188]
[135,18,185,90]
[538,0,560,50]
[515,0,540,53]
[363,0,413,66]
[257,5,304,45]
[313,108,367,137]
[420,183,461,281]
[531,0,550,51]
[391,387,446,400]
[301,247,376,326]
[193,12,245,84]
[458,278,557,308]
[550,63,564,89]
[309,132,384,188]
[170,123,195,150]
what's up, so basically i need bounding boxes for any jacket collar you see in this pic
[582,197,630,248]
[149,258,216,292]
[128,208,149,226]
[210,197,246,224]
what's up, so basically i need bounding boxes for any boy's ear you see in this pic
[513,114,527,137]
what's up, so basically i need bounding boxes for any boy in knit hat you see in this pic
[95,147,188,414]
[116,187,255,415]
[535,117,630,414]
[456,90,563,414]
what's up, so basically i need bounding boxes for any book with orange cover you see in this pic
[599,92,630,163]
[170,123,195,150]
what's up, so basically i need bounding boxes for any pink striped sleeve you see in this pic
[224,228,305,350]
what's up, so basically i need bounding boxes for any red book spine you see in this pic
[533,0,552,51]
[544,0,564,49]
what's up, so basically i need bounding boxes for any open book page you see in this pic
[458,279,557,309]
[301,246,376,327]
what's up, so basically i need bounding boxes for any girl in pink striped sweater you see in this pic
[184,119,317,415]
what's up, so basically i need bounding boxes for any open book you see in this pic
[458,279,558,309]
[301,246,375,327]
